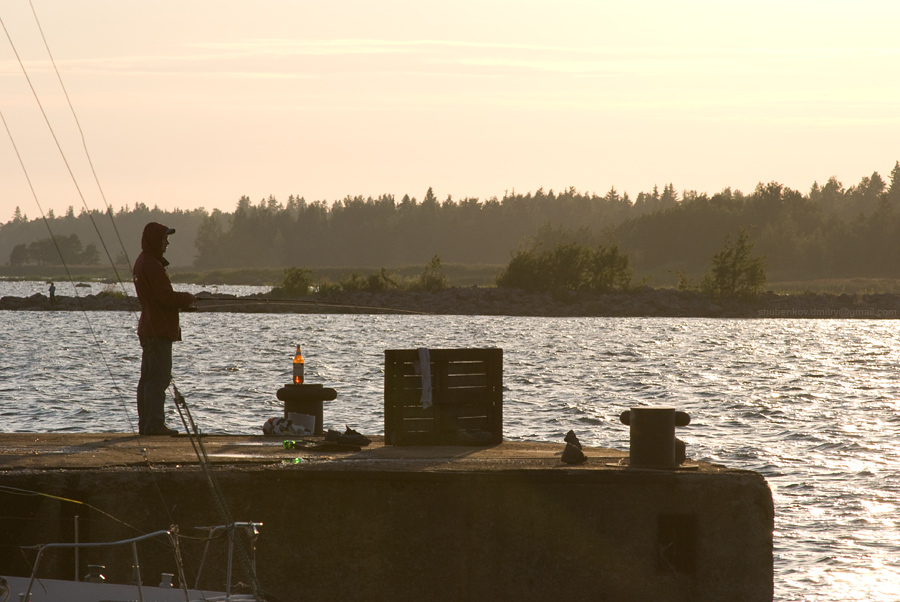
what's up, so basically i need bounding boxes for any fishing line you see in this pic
[193,296,433,315]
[0,485,144,533]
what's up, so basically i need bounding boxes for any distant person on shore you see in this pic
[133,222,196,435]
[48,281,55,307]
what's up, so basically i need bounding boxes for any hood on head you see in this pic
[141,222,175,259]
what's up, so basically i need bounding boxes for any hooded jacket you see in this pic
[133,222,194,341]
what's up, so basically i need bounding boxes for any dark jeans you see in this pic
[137,336,173,434]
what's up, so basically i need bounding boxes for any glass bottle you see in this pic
[292,346,304,384]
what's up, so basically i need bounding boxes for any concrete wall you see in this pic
[0,466,773,602]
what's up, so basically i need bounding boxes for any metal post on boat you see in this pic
[74,514,79,582]
[131,541,144,602]
[226,525,235,600]
[169,526,192,600]
[247,524,259,583]
[193,527,213,590]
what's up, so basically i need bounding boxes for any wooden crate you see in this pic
[384,348,503,445]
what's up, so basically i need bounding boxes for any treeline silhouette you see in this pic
[192,185,679,270]
[1,204,208,269]
[9,233,100,267]
[621,166,900,281]
[3,161,899,285]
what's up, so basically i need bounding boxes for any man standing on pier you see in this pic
[133,222,196,435]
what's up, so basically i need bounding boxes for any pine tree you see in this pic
[887,161,900,206]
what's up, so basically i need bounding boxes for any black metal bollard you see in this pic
[277,384,337,436]
[620,407,690,469]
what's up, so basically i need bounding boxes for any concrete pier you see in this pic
[0,434,773,602]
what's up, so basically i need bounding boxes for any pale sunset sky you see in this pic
[1,0,899,221]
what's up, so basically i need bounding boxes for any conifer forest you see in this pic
[3,161,899,286]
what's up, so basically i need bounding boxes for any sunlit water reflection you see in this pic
[1,294,899,600]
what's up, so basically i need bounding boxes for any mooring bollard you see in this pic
[277,383,337,436]
[620,407,690,469]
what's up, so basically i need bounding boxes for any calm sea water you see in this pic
[2,281,899,601]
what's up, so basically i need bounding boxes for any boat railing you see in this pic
[17,521,263,602]
[192,522,262,597]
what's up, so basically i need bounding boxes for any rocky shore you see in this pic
[3,286,900,318]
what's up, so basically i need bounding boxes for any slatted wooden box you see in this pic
[384,348,503,446]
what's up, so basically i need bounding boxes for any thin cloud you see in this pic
[7,38,898,81]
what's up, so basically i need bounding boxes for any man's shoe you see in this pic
[145,426,178,436]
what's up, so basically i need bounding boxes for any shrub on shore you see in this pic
[700,229,767,300]
[496,243,634,293]
[272,256,450,297]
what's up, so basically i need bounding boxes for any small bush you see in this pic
[367,268,399,292]
[496,243,633,293]
[98,284,128,300]
[336,269,400,293]
[272,267,314,297]
[701,229,766,300]
[316,278,341,295]
[586,245,632,293]
[413,255,449,292]
[673,270,695,292]
[494,248,545,292]
[338,273,367,293]
[273,259,449,296]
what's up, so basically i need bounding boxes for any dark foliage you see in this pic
[9,234,99,266]
[275,256,448,296]
[700,230,766,300]
[2,203,210,269]
[497,243,633,293]
[4,161,900,285]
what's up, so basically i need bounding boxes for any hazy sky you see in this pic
[2,0,899,222]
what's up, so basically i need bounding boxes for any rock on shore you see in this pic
[0,292,141,312]
[3,287,900,318]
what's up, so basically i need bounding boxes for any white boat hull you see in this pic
[1,575,255,602]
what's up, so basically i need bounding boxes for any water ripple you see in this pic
[2,310,900,600]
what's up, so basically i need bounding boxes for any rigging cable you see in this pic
[2,3,180,543]
[2,8,262,597]
[0,13,142,440]
[0,8,128,296]
[27,0,135,278]
[0,110,141,436]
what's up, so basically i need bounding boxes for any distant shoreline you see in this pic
[3,287,900,319]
